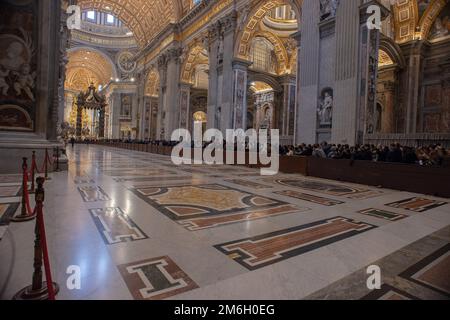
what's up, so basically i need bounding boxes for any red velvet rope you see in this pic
[36,202,56,300]
[46,149,54,166]
[32,157,41,174]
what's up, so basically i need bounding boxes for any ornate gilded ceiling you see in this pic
[392,0,448,43]
[78,0,193,48]
[65,49,115,92]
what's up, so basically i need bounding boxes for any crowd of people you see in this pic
[279,142,449,166]
[74,137,449,167]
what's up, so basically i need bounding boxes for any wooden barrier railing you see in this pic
[305,158,450,198]
[92,141,449,198]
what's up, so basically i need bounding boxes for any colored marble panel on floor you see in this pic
[361,284,419,300]
[386,197,448,212]
[267,179,369,196]
[178,204,304,231]
[305,226,450,300]
[89,207,148,245]
[399,244,450,297]
[117,256,198,300]
[225,179,273,189]
[0,185,21,198]
[274,190,344,206]
[78,186,110,202]
[215,217,376,270]
[130,183,296,222]
[358,208,407,221]
[0,202,20,225]
[345,190,384,199]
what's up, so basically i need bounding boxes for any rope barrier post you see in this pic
[55,147,60,172]
[30,151,36,193]
[11,158,36,223]
[44,149,48,180]
[13,177,59,300]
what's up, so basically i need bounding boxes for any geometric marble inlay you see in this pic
[386,197,448,212]
[78,186,111,202]
[0,202,20,225]
[225,179,273,189]
[178,204,304,231]
[362,284,419,300]
[130,184,299,225]
[89,207,148,245]
[358,208,407,221]
[399,244,450,297]
[275,190,344,206]
[117,256,198,300]
[267,179,369,196]
[215,217,376,270]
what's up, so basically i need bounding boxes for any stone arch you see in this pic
[252,31,290,74]
[379,36,406,69]
[67,46,118,78]
[247,73,283,92]
[418,0,448,40]
[392,0,419,43]
[180,42,209,84]
[235,0,301,60]
[78,0,181,47]
[65,47,117,92]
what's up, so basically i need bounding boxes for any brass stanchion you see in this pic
[30,151,36,193]
[55,147,60,172]
[11,158,36,222]
[13,177,59,300]
[44,149,48,180]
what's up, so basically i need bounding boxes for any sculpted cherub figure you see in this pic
[0,66,9,96]
[13,63,35,101]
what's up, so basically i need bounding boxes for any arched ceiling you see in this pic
[78,0,193,48]
[65,49,115,92]
[392,0,448,43]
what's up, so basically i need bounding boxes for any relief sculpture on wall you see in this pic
[0,0,36,132]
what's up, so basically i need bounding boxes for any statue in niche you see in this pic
[217,33,224,64]
[320,0,339,21]
[318,88,333,126]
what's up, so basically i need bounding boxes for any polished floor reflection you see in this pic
[0,145,449,300]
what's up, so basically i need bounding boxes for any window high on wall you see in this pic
[250,37,276,74]
[87,10,96,21]
[81,10,124,28]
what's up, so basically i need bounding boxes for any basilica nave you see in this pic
[0,0,449,301]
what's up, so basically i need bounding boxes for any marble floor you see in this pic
[0,145,449,300]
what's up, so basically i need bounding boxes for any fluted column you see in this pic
[296,0,320,144]
[219,11,238,131]
[402,41,427,134]
[179,83,192,129]
[206,23,220,130]
[280,75,296,137]
[381,80,396,133]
